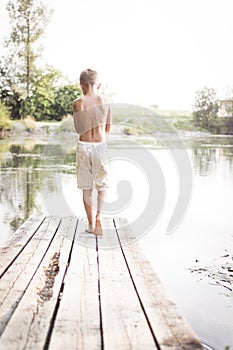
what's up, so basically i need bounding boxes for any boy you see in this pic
[73,69,111,236]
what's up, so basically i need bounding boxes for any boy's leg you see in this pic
[94,190,106,236]
[83,189,94,232]
[92,143,109,236]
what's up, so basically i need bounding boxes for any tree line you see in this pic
[0,0,81,127]
[193,87,233,134]
[0,0,233,134]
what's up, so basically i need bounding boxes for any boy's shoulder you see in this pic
[73,96,83,105]
[72,97,83,113]
[73,94,111,113]
[99,94,112,108]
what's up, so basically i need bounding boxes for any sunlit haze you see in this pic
[1,0,233,109]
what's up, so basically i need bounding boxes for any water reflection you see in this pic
[192,146,217,176]
[185,136,233,176]
[0,134,233,348]
[0,141,44,236]
[0,135,233,243]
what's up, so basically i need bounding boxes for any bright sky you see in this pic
[1,0,233,109]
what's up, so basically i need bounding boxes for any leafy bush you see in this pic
[1,64,82,121]
[52,84,82,121]
[0,100,12,131]
[124,126,134,135]
[218,117,233,134]
[173,120,196,131]
[23,115,35,132]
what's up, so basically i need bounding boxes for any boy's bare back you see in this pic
[73,94,111,142]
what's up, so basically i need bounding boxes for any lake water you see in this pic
[0,132,233,349]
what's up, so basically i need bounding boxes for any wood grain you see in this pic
[98,217,157,349]
[114,217,203,350]
[0,216,203,350]
[49,219,101,350]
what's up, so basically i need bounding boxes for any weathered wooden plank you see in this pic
[114,217,203,350]
[49,219,101,350]
[72,216,99,248]
[98,217,158,349]
[0,216,204,350]
[0,215,45,277]
[0,216,61,337]
[0,216,77,350]
[97,216,120,249]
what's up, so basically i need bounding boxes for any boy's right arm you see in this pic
[72,98,82,114]
[72,98,82,134]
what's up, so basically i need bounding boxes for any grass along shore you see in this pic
[1,108,198,137]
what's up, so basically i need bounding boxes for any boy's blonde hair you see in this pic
[79,69,98,94]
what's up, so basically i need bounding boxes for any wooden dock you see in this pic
[0,215,203,350]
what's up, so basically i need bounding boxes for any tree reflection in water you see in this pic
[0,142,45,236]
[0,135,233,244]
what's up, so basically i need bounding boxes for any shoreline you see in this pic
[2,117,233,139]
[0,119,217,140]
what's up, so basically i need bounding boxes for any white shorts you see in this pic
[76,141,109,191]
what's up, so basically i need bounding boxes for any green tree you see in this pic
[0,101,12,132]
[223,98,233,134]
[29,66,62,120]
[193,87,219,133]
[6,0,51,97]
[52,84,82,120]
[28,67,82,121]
[0,58,23,119]
[0,0,52,118]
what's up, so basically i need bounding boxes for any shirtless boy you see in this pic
[73,69,111,236]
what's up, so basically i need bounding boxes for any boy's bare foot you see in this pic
[85,224,94,233]
[93,219,103,236]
